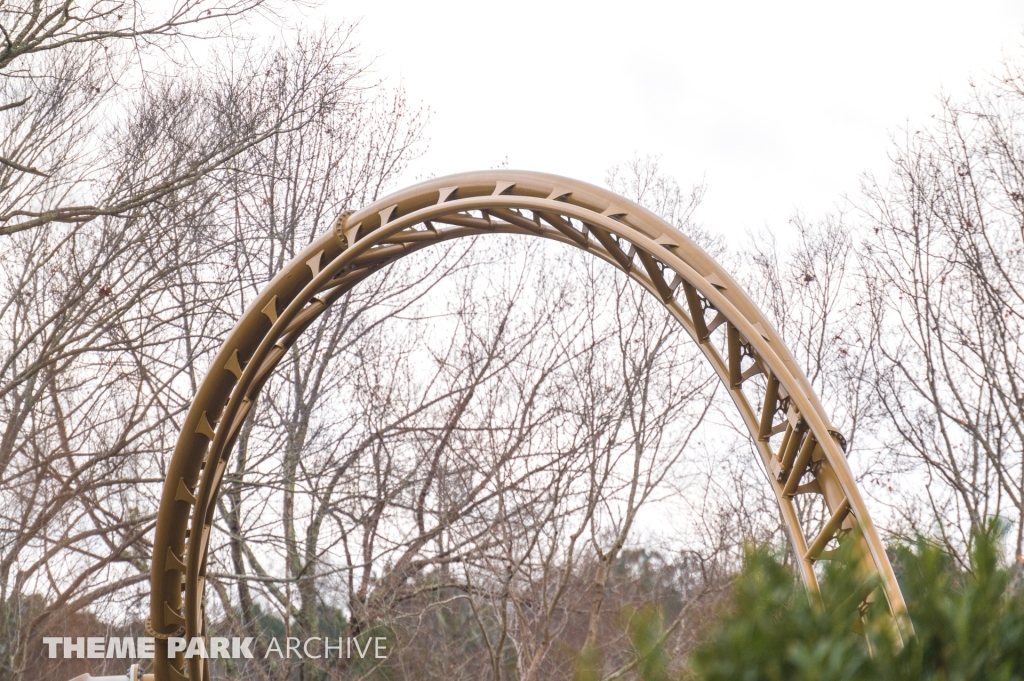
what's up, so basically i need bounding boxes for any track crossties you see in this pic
[148,171,912,681]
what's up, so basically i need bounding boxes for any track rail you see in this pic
[148,170,912,680]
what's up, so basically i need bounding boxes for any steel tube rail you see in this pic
[148,171,912,680]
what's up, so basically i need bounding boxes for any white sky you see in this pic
[310,0,1024,238]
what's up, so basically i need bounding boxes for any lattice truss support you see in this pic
[148,171,913,681]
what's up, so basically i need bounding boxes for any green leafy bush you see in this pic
[691,522,1024,681]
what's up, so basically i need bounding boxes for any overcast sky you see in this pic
[315,1,1024,238]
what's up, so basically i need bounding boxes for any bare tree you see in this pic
[858,65,1024,563]
[733,58,1024,567]
[0,24,424,680]
[194,154,749,681]
[0,0,310,237]
[0,0,289,69]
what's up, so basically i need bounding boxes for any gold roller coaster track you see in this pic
[148,171,913,680]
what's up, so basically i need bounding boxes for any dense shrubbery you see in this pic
[690,522,1024,681]
[575,523,1024,681]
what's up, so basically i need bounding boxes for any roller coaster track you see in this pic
[148,171,912,680]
